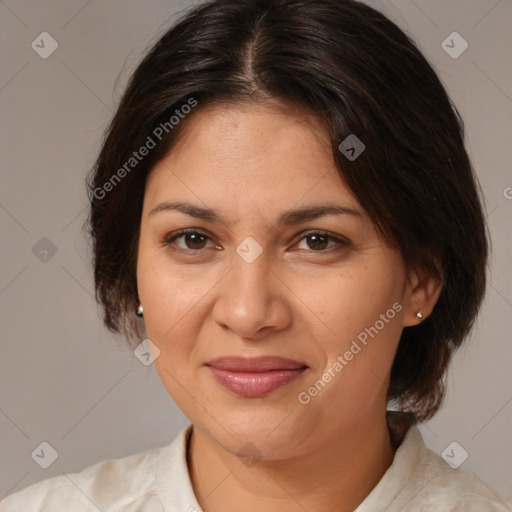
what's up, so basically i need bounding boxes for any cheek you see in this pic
[137,256,208,405]
[139,267,207,340]
[137,248,186,338]
[312,265,403,336]
[136,245,229,376]
[308,263,404,379]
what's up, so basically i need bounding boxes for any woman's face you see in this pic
[137,102,421,458]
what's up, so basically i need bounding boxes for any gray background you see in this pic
[1,0,511,502]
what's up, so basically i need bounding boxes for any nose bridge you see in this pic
[212,244,290,337]
[229,233,273,298]
[229,248,274,311]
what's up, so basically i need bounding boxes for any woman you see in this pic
[2,0,510,510]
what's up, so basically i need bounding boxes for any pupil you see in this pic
[187,233,205,249]
[308,234,328,250]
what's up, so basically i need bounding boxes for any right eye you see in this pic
[164,229,220,253]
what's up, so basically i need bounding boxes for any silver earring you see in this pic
[136,304,144,317]
[416,310,423,320]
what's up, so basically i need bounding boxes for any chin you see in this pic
[195,406,306,457]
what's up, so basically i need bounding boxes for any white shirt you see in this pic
[2,415,510,511]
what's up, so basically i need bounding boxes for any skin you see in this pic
[137,101,442,512]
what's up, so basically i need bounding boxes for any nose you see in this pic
[211,249,292,340]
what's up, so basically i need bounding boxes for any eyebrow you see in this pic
[149,201,362,226]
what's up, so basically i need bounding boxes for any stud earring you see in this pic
[136,304,144,317]
[416,310,423,320]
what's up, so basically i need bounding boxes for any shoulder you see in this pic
[396,426,512,511]
[0,445,163,512]
[420,444,511,511]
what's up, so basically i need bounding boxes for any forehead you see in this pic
[144,101,362,214]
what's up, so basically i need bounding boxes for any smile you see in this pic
[205,356,308,397]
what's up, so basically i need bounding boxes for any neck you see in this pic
[187,410,399,512]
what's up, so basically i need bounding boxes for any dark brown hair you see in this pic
[87,0,488,421]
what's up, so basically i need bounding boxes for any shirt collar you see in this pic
[156,422,201,512]
[156,411,421,512]
[355,412,424,511]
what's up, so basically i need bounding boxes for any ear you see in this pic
[402,263,443,327]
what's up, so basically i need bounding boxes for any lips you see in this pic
[205,356,308,397]
[206,355,307,372]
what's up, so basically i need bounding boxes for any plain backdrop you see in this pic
[1,0,511,501]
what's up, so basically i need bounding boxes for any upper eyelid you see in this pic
[165,228,214,243]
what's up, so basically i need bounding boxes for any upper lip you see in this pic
[205,356,307,372]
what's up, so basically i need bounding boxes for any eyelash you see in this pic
[163,228,350,255]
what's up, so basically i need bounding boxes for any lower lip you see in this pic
[207,366,307,397]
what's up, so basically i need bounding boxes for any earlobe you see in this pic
[402,265,443,327]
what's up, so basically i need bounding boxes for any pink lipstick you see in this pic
[205,356,308,397]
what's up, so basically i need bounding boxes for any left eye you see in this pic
[294,232,347,251]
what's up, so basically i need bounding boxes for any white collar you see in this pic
[154,413,510,511]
